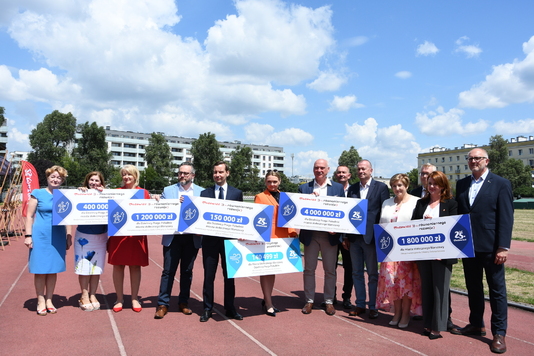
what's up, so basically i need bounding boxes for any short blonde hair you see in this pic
[45,165,68,180]
[120,165,140,187]
[390,173,410,188]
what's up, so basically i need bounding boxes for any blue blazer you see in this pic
[298,180,345,246]
[161,183,204,248]
[455,171,514,253]
[346,179,390,244]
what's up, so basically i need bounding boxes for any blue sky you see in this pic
[1,0,534,178]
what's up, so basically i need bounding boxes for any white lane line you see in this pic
[149,256,278,356]
[99,280,127,356]
[336,315,428,355]
[0,263,27,308]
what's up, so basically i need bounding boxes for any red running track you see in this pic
[1,236,534,355]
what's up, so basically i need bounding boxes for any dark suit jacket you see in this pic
[455,171,514,253]
[200,184,243,246]
[298,180,345,246]
[200,184,243,201]
[411,198,458,265]
[410,186,424,198]
[346,179,390,244]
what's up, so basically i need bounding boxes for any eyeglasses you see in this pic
[467,157,487,162]
[178,171,191,176]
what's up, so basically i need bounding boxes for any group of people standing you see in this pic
[23,147,512,354]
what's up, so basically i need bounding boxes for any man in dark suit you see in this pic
[452,148,513,354]
[410,163,436,198]
[333,166,353,309]
[199,161,244,322]
[346,159,389,319]
[299,159,345,316]
[155,163,204,319]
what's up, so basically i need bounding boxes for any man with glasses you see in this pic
[452,148,513,354]
[155,162,204,319]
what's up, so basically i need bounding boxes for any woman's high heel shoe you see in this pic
[261,300,276,317]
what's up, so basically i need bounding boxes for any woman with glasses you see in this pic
[254,170,297,316]
[411,171,457,340]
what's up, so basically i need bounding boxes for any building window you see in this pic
[464,165,468,170]
[441,157,445,162]
[124,144,136,149]
[518,149,523,155]
[435,158,438,163]
[530,148,534,154]
[111,143,121,147]
[449,166,453,171]
[509,150,512,156]
[139,145,144,149]
[449,157,452,161]
[456,156,460,161]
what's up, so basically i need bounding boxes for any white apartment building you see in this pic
[417,135,534,183]
[100,127,286,176]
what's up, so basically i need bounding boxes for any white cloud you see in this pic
[244,123,313,146]
[455,36,482,58]
[8,126,29,145]
[343,118,421,177]
[395,71,412,79]
[307,71,347,92]
[493,118,534,135]
[328,95,364,111]
[416,41,439,56]
[205,0,334,86]
[293,150,333,177]
[415,106,489,136]
[3,0,336,132]
[344,36,368,47]
[459,36,534,109]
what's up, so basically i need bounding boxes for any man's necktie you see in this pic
[218,187,224,200]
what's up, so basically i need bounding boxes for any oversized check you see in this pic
[277,192,367,234]
[108,199,181,236]
[52,189,146,225]
[177,196,274,242]
[374,214,475,262]
[224,238,303,278]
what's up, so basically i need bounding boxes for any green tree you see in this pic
[73,122,114,180]
[61,154,85,187]
[228,146,261,192]
[338,146,362,184]
[406,168,419,191]
[488,135,508,168]
[190,132,224,187]
[487,134,532,191]
[27,110,76,165]
[279,171,299,193]
[0,106,5,126]
[139,166,168,192]
[144,132,174,189]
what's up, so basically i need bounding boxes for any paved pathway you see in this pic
[1,236,534,355]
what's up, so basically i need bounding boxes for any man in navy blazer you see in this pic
[346,159,389,319]
[155,162,204,319]
[199,161,244,322]
[453,148,513,354]
[299,159,345,316]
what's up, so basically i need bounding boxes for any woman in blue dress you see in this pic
[24,166,71,315]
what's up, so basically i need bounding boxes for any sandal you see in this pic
[90,296,100,310]
[37,307,47,316]
[113,301,123,313]
[79,299,94,312]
